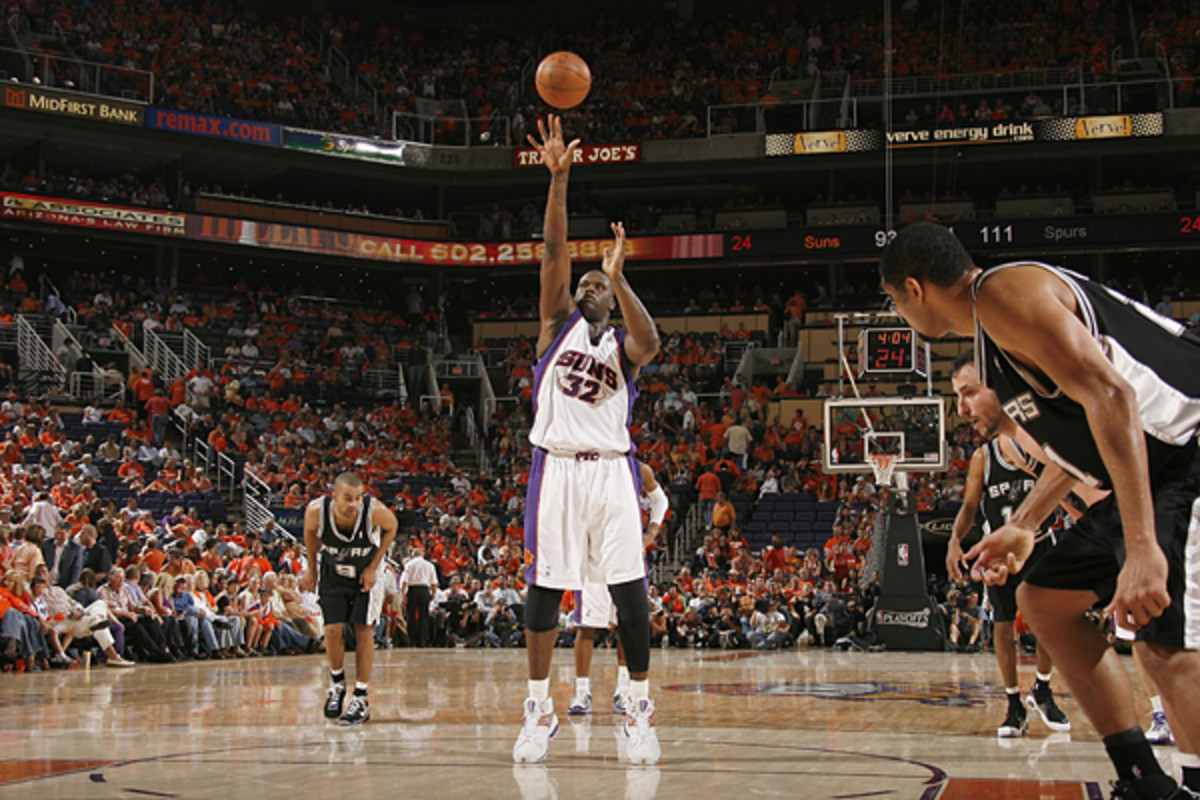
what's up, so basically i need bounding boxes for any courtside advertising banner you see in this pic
[282,127,414,166]
[0,193,185,236]
[188,216,723,265]
[146,108,281,146]
[0,191,722,266]
[513,143,641,167]
[0,85,144,126]
[765,112,1164,156]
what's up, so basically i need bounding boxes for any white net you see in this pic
[867,453,899,488]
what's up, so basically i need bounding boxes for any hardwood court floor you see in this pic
[0,647,1174,799]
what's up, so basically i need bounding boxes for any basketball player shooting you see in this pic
[300,472,397,726]
[881,223,1200,800]
[513,115,661,766]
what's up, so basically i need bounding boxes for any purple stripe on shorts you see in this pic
[531,309,583,416]
[523,447,548,586]
[571,589,583,625]
[628,453,649,583]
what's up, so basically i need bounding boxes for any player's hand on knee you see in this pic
[1105,545,1170,631]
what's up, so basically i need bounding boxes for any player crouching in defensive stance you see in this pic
[948,352,1075,738]
[301,472,397,725]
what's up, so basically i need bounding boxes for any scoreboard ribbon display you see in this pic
[5,190,1200,267]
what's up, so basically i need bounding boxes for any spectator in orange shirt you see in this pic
[129,369,155,405]
[107,400,135,427]
[282,484,305,509]
[711,492,736,533]
[162,547,197,578]
[145,389,171,447]
[139,536,167,574]
[118,457,145,485]
[784,291,807,345]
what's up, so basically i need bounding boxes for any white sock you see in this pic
[629,679,649,702]
[1150,695,1164,714]
[617,666,630,688]
[355,681,369,693]
[575,677,590,694]
[1006,686,1020,695]
[528,678,550,703]
[1035,671,1053,684]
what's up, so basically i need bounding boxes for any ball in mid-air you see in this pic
[536,51,592,109]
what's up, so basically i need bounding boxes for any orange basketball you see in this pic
[535,51,592,109]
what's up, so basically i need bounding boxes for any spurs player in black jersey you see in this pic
[300,472,398,725]
[882,224,1200,800]
[949,352,1075,739]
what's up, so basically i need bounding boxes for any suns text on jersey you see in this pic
[554,349,619,403]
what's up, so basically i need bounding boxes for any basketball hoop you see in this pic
[867,453,900,487]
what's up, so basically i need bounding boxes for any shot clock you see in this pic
[857,327,928,377]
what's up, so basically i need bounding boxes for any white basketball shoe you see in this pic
[624,698,661,765]
[513,698,559,763]
[567,690,592,715]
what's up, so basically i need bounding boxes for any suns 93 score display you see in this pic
[857,327,927,377]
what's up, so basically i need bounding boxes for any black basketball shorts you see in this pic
[1022,442,1200,650]
[319,560,386,627]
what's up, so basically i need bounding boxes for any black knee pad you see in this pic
[524,586,563,633]
[609,579,651,673]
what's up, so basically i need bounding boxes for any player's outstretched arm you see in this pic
[976,268,1166,630]
[603,222,660,367]
[299,503,321,593]
[527,114,580,357]
[947,448,985,584]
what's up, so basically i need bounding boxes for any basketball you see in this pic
[535,51,591,109]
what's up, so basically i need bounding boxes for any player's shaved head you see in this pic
[332,472,365,520]
[334,472,363,489]
[575,270,615,322]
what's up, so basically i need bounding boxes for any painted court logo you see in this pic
[662,681,1003,708]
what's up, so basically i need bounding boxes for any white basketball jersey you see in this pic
[529,309,637,453]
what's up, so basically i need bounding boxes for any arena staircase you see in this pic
[434,353,494,476]
[15,314,65,397]
[142,328,188,381]
[52,319,121,401]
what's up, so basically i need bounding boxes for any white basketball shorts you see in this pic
[523,448,646,591]
[571,578,617,629]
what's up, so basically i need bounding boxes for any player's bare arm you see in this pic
[1003,429,1107,517]
[528,114,581,357]
[299,502,321,593]
[975,266,1167,628]
[360,504,398,593]
[603,222,660,367]
[967,460,1076,585]
[947,447,985,584]
[640,462,665,548]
